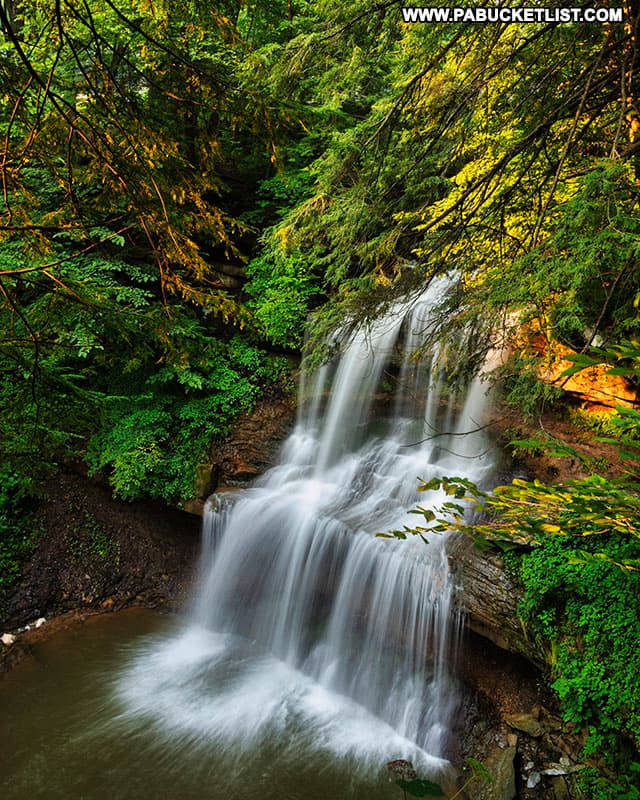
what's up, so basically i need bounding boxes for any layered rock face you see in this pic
[182,395,296,515]
[447,536,547,667]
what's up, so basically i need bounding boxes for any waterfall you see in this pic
[116,277,495,786]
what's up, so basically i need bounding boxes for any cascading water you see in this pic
[116,276,496,792]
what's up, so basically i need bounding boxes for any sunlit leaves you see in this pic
[388,470,640,572]
[0,0,255,315]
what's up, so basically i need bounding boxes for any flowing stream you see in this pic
[0,278,496,799]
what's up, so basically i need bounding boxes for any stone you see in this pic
[1,633,16,646]
[475,733,518,800]
[448,537,538,661]
[551,775,571,800]
[543,766,568,776]
[229,459,260,480]
[542,715,563,732]
[505,711,545,738]
[193,463,216,500]
[541,342,637,410]
[526,772,541,789]
[181,498,205,516]
[34,617,46,628]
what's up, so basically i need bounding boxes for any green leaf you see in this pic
[409,508,436,522]
[465,757,492,783]
[395,778,444,797]
[418,477,442,492]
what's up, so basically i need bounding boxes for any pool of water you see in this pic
[0,610,449,800]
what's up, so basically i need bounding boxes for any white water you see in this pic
[116,277,495,786]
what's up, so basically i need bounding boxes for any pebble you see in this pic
[1,633,16,646]
[527,772,542,789]
[35,618,46,628]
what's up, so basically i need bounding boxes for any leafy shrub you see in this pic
[576,764,640,800]
[245,249,320,349]
[499,354,564,417]
[566,406,620,438]
[87,336,288,504]
[515,535,640,766]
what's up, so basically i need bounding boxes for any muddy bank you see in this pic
[0,393,300,667]
[1,606,170,674]
[1,395,297,655]
[1,469,200,633]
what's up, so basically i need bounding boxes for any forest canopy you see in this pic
[1,1,638,496]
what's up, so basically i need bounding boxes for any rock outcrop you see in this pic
[448,535,547,667]
[182,394,297,515]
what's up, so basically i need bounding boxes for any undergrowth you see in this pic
[510,535,640,798]
[0,469,38,616]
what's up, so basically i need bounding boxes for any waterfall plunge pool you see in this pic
[0,608,452,800]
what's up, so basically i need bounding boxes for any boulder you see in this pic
[475,733,518,800]
[505,711,545,738]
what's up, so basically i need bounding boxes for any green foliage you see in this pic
[526,165,640,350]
[516,536,640,751]
[499,355,565,418]
[2,1,638,506]
[245,249,320,348]
[576,764,640,800]
[0,469,33,519]
[0,469,38,607]
[567,406,620,439]
[256,7,635,349]
[241,168,316,228]
[395,778,444,798]
[87,335,286,504]
[392,470,640,571]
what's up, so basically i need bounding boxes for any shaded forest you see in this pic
[1,2,640,797]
